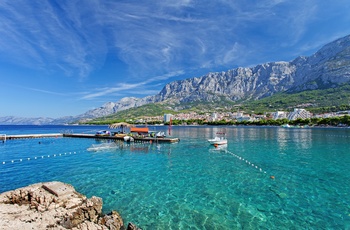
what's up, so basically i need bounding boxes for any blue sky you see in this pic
[1,0,350,118]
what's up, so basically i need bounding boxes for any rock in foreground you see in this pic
[0,181,139,230]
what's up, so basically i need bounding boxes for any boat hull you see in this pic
[208,137,227,145]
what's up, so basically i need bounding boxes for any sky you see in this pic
[1,0,350,118]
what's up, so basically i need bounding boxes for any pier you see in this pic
[63,133,180,143]
[0,133,179,143]
[1,134,63,140]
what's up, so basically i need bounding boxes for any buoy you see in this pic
[270,175,275,179]
[214,143,218,148]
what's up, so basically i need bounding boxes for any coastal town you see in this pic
[131,108,350,126]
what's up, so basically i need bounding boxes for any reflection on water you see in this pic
[276,128,313,151]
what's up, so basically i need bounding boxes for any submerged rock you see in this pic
[0,181,138,230]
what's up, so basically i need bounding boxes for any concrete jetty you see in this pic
[0,133,179,143]
[63,133,180,143]
[1,133,63,140]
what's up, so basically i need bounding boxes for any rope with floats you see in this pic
[222,149,275,179]
[1,151,81,165]
[1,140,158,166]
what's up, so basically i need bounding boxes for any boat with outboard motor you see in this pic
[208,136,227,145]
[208,132,227,145]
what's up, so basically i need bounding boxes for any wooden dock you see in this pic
[0,133,179,143]
[63,133,180,143]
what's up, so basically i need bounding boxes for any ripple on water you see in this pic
[1,127,350,229]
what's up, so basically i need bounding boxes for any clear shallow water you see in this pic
[0,125,349,229]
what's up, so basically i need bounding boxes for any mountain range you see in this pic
[1,34,350,125]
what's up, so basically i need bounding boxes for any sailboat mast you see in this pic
[168,117,172,136]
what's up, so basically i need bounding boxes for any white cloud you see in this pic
[0,0,349,91]
[4,83,68,96]
[80,70,184,100]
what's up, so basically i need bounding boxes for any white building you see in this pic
[211,113,218,121]
[287,109,312,120]
[236,116,252,122]
[272,111,288,120]
[164,114,173,123]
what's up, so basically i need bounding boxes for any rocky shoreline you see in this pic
[0,181,140,230]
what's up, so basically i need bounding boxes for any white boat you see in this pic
[95,130,111,136]
[208,136,227,145]
[87,142,118,152]
[123,136,134,142]
[208,131,227,145]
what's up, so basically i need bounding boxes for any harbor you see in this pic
[63,133,180,143]
[0,133,179,143]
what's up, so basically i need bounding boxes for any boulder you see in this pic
[0,181,138,230]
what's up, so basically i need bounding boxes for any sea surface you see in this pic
[0,125,349,229]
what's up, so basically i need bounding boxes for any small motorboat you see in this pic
[208,136,227,145]
[123,136,134,142]
[208,131,227,145]
[95,130,111,136]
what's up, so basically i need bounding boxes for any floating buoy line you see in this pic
[223,149,268,175]
[324,134,350,138]
[1,151,82,165]
[1,141,160,166]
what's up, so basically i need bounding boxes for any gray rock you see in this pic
[0,181,128,230]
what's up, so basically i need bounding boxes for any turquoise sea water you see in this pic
[0,125,349,229]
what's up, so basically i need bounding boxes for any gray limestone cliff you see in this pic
[156,35,350,103]
[83,34,350,117]
[0,181,140,230]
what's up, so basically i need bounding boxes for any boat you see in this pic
[281,124,291,128]
[149,131,166,138]
[95,130,111,136]
[123,136,134,142]
[208,136,227,145]
[87,142,118,151]
[208,132,227,145]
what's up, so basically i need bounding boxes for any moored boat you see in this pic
[95,130,111,136]
[208,136,227,145]
[208,132,227,145]
[123,136,134,142]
